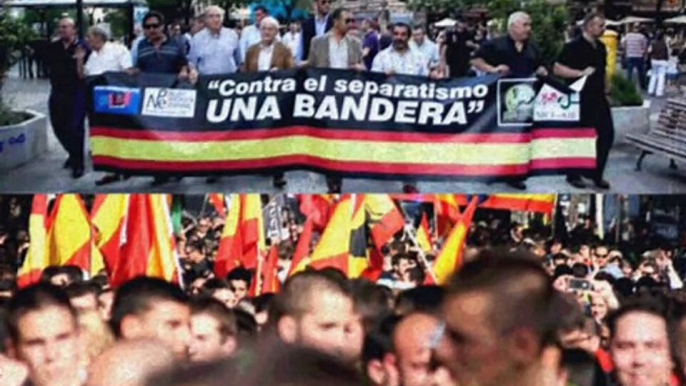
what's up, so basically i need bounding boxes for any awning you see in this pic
[4,0,146,7]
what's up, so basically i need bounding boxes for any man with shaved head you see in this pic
[393,312,456,386]
[87,339,175,386]
[435,251,562,386]
[271,271,361,364]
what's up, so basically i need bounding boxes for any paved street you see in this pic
[1,70,685,194]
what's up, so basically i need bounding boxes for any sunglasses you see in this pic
[144,23,161,29]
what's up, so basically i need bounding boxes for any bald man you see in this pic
[87,339,175,386]
[393,313,456,386]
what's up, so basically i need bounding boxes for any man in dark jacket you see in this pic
[298,0,333,64]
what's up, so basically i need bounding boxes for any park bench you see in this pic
[626,98,686,171]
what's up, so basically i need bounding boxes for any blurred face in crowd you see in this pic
[290,23,298,33]
[98,290,114,321]
[550,242,563,256]
[279,289,356,360]
[437,291,527,386]
[611,312,672,386]
[212,288,237,309]
[393,25,411,51]
[334,11,353,35]
[594,246,610,268]
[509,14,532,42]
[58,19,76,42]
[584,16,606,39]
[86,32,106,51]
[395,314,457,386]
[395,257,413,280]
[171,24,182,37]
[412,28,425,45]
[191,17,205,34]
[317,0,331,16]
[187,247,205,264]
[189,313,236,362]
[205,9,224,33]
[70,293,98,316]
[143,16,165,41]
[261,20,279,44]
[12,306,82,386]
[254,7,267,25]
[121,300,191,360]
[579,245,591,261]
[230,280,249,301]
[342,315,364,365]
[591,295,608,322]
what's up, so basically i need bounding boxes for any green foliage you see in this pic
[609,73,644,107]
[0,10,37,125]
[104,10,128,39]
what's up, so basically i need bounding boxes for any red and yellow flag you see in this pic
[299,195,335,231]
[260,245,281,295]
[434,194,462,237]
[480,194,556,214]
[91,194,129,276]
[215,195,242,279]
[240,194,265,270]
[208,194,226,217]
[46,195,97,275]
[18,195,50,288]
[433,197,478,285]
[365,195,405,250]
[289,217,313,277]
[145,195,179,282]
[416,213,433,254]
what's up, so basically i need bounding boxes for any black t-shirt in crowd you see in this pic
[445,29,473,76]
[556,36,607,100]
[473,35,543,77]
[46,38,89,94]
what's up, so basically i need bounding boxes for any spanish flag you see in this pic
[45,195,94,275]
[110,195,180,288]
[288,217,313,277]
[208,194,226,217]
[480,194,556,214]
[260,245,281,294]
[240,194,266,270]
[433,197,478,285]
[435,194,462,237]
[18,195,50,288]
[215,195,242,278]
[91,194,129,276]
[299,195,335,231]
[309,195,369,278]
[365,195,405,251]
[416,213,433,253]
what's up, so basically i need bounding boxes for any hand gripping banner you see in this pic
[87,69,597,180]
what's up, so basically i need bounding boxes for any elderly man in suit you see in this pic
[243,16,295,188]
[298,0,333,64]
[307,7,365,193]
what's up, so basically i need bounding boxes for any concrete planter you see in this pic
[611,101,650,145]
[0,110,48,170]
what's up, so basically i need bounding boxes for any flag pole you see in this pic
[403,224,438,284]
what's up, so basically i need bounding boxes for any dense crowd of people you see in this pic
[1,195,686,386]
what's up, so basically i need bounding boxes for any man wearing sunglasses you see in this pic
[306,7,365,193]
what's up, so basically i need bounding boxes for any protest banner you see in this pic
[88,69,596,180]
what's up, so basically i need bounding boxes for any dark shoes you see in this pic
[96,174,129,186]
[326,177,342,194]
[273,174,287,189]
[71,166,84,179]
[566,176,586,189]
[593,179,610,190]
[506,180,527,190]
[402,183,419,194]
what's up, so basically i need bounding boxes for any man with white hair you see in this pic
[471,11,548,191]
[188,6,240,79]
[239,6,279,66]
[75,25,133,186]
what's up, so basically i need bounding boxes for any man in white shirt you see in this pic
[239,5,278,66]
[372,23,429,77]
[188,6,241,78]
[74,25,133,186]
[281,22,301,59]
[409,25,439,70]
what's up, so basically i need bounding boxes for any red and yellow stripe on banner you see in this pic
[90,127,596,177]
[480,194,556,214]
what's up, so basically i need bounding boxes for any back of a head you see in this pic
[88,339,175,386]
[110,277,188,338]
[362,314,402,368]
[190,297,238,338]
[561,348,602,386]
[395,285,445,315]
[447,250,555,343]
[349,279,393,333]
[270,271,351,324]
[7,283,77,342]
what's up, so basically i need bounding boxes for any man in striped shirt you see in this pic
[622,24,648,90]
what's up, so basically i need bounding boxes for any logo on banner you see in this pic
[497,79,536,127]
[93,86,141,115]
[534,84,580,122]
[142,88,197,118]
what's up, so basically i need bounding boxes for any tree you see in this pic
[278,0,313,23]
[0,11,36,125]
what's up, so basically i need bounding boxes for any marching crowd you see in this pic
[1,198,686,386]
[39,2,616,192]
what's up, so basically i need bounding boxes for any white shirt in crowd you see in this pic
[85,42,132,76]
[371,46,429,76]
[257,43,275,71]
[329,35,349,69]
[410,38,439,68]
[282,31,300,58]
[188,27,241,74]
